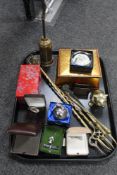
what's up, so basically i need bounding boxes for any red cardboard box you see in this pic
[16,65,41,97]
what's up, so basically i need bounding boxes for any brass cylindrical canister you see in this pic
[39,37,53,67]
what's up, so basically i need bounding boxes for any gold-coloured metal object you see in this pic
[39,37,53,67]
[56,49,102,89]
[39,1,53,67]
[89,90,108,107]
[41,67,117,154]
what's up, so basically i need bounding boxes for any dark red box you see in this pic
[16,65,41,97]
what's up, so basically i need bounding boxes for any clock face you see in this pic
[71,53,91,66]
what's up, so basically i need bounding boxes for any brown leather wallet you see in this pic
[7,122,41,136]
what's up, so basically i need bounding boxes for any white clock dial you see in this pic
[72,53,91,66]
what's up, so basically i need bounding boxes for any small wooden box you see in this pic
[56,49,102,89]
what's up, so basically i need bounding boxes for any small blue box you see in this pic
[48,102,72,126]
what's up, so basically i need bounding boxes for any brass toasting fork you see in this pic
[65,92,116,153]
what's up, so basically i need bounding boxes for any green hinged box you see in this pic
[40,125,65,155]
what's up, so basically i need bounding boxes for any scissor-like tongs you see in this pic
[89,127,114,155]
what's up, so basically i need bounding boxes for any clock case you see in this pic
[8,51,117,162]
[70,50,93,73]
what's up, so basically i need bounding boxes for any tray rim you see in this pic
[8,50,117,162]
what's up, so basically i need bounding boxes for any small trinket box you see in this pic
[47,102,72,126]
[56,49,102,89]
[66,127,91,156]
[40,125,65,155]
[16,65,41,98]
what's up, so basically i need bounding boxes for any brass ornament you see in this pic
[89,90,108,107]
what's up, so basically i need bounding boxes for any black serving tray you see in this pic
[9,51,117,162]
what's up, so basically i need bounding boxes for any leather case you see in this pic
[7,95,46,136]
[11,132,42,156]
[39,125,65,155]
[7,122,41,136]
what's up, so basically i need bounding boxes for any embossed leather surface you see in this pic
[7,122,41,136]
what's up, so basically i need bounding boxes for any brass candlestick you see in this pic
[39,0,53,67]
